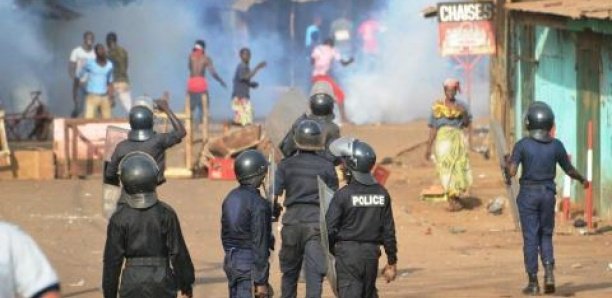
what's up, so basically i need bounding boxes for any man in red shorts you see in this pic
[188,40,226,141]
[311,38,353,123]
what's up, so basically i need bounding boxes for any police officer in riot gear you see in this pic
[326,137,398,298]
[102,152,195,298]
[280,92,340,162]
[104,99,186,187]
[506,101,588,295]
[275,119,339,298]
[221,150,273,298]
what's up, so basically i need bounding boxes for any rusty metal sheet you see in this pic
[506,0,612,20]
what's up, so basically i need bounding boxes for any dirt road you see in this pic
[1,121,611,297]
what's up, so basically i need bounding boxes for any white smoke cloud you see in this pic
[1,0,488,122]
[0,1,52,112]
[2,0,284,119]
[343,0,490,124]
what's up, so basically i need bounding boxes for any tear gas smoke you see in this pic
[343,0,489,124]
[1,0,284,119]
[0,0,488,123]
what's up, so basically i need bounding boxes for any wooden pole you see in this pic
[585,120,594,230]
[185,94,193,169]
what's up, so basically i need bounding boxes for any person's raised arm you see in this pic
[241,61,267,82]
[155,98,186,140]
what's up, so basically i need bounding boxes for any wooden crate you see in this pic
[0,110,10,166]
[0,148,55,180]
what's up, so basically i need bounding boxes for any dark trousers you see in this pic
[517,185,556,274]
[335,241,380,298]
[223,248,254,298]
[280,224,326,298]
[189,92,207,124]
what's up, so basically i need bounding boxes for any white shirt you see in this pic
[0,222,59,298]
[311,45,341,77]
[70,45,96,82]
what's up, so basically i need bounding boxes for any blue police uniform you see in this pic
[510,137,574,274]
[275,151,339,298]
[221,185,272,298]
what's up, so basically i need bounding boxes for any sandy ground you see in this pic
[1,121,612,298]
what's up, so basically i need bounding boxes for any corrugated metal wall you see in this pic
[533,26,578,197]
[576,32,602,212]
[600,36,612,218]
[513,24,536,140]
[510,20,612,217]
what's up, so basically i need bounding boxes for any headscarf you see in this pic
[443,78,461,93]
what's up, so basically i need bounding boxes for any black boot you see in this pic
[522,273,540,296]
[543,263,555,294]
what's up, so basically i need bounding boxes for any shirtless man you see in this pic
[188,40,226,143]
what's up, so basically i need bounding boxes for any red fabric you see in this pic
[187,76,208,93]
[358,19,380,54]
[312,75,345,105]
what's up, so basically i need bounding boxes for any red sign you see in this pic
[438,1,496,56]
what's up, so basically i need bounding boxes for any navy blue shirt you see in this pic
[510,137,573,187]
[220,185,271,285]
[232,62,251,99]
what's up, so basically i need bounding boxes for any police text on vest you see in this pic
[351,195,386,207]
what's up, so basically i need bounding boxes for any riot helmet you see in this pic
[525,101,554,142]
[128,105,154,141]
[234,150,268,187]
[118,151,159,209]
[329,137,377,185]
[309,93,334,117]
[293,119,325,151]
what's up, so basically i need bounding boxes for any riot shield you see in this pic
[264,88,309,151]
[103,126,129,219]
[266,151,278,221]
[491,121,521,231]
[318,176,338,297]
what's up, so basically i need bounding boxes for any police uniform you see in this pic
[104,105,184,187]
[102,153,195,298]
[509,101,586,295]
[511,137,574,273]
[280,114,341,162]
[221,185,272,297]
[275,119,339,298]
[326,138,397,298]
[104,132,183,186]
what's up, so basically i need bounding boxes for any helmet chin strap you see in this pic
[342,165,353,183]
[240,173,266,188]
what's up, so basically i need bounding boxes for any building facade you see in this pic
[491,0,612,218]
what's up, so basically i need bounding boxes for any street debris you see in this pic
[574,219,587,228]
[487,196,506,215]
[449,226,466,234]
[69,278,85,287]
